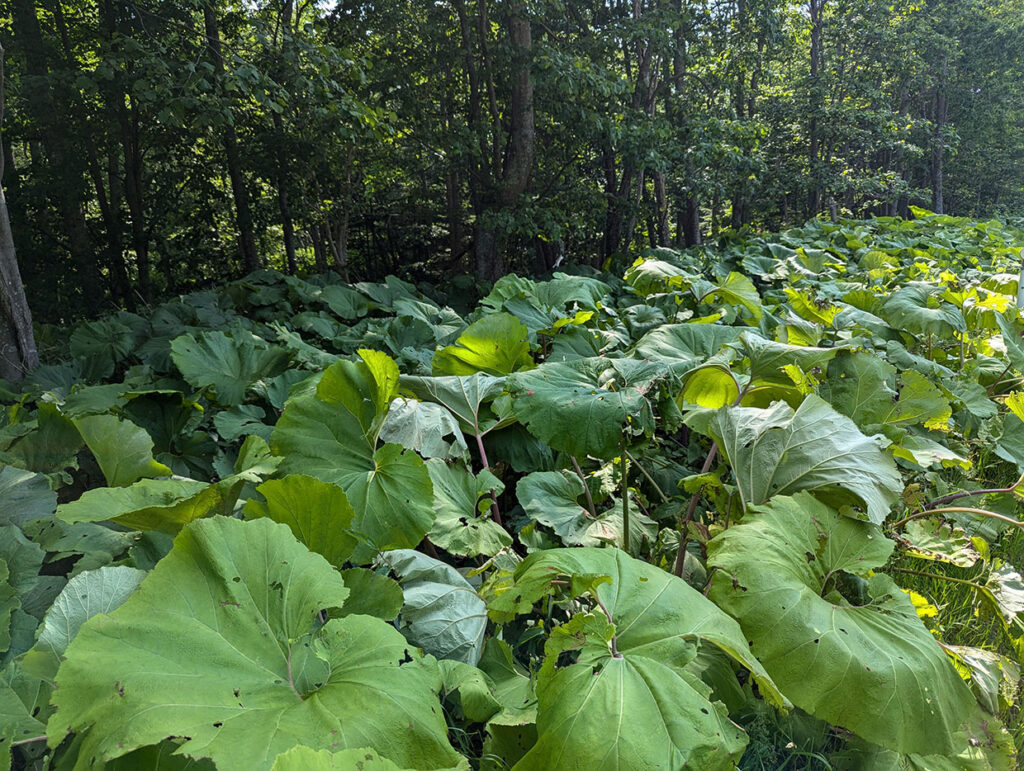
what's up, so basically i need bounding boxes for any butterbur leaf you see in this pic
[426,460,510,557]
[213,404,272,442]
[380,398,468,459]
[704,394,902,523]
[493,548,787,769]
[400,373,511,435]
[739,332,840,384]
[242,475,357,567]
[632,323,742,377]
[508,357,667,459]
[381,549,487,665]
[696,271,763,320]
[1,663,46,767]
[271,746,447,771]
[170,330,291,406]
[336,568,404,621]
[898,517,981,567]
[708,493,978,755]
[343,444,435,564]
[437,660,501,723]
[433,313,533,376]
[985,562,1024,627]
[56,478,222,534]
[881,284,967,338]
[48,517,462,771]
[944,645,1021,715]
[73,414,171,487]
[21,566,146,682]
[0,466,57,526]
[485,547,786,707]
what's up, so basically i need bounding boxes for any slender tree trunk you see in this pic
[0,43,39,381]
[272,0,297,274]
[204,3,260,274]
[474,0,534,282]
[12,0,103,314]
[931,58,947,214]
[807,0,826,216]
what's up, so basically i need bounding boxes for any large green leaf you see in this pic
[242,475,357,567]
[380,398,468,459]
[822,353,951,433]
[433,313,533,376]
[56,478,223,534]
[707,493,979,755]
[486,548,787,769]
[342,444,435,563]
[48,517,462,771]
[425,460,510,557]
[73,414,171,487]
[170,330,291,406]
[381,549,488,665]
[507,357,667,458]
[400,373,511,436]
[1,663,46,767]
[0,466,57,526]
[515,471,632,547]
[739,332,841,384]
[632,324,743,377]
[704,394,902,523]
[271,351,401,480]
[881,284,967,338]
[21,566,146,682]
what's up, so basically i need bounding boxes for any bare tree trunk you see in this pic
[807,0,826,216]
[12,0,103,314]
[0,43,39,381]
[474,0,534,282]
[204,3,260,274]
[931,58,947,214]
[653,171,670,246]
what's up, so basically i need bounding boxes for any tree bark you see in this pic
[204,3,261,274]
[12,0,103,314]
[807,0,826,216]
[931,58,947,214]
[0,42,40,381]
[474,0,534,282]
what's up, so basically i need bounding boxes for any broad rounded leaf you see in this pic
[243,475,357,567]
[488,548,787,769]
[881,284,966,338]
[0,466,57,526]
[707,493,978,755]
[706,394,902,523]
[170,331,290,406]
[507,358,667,458]
[432,313,533,376]
[632,323,742,378]
[56,478,222,534]
[381,549,487,665]
[381,398,468,459]
[74,414,171,487]
[426,460,510,557]
[343,445,435,564]
[48,517,462,771]
[21,566,146,681]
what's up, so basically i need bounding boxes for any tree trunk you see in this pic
[474,0,534,282]
[203,3,260,274]
[12,0,103,314]
[807,0,826,216]
[931,58,947,214]
[0,43,39,381]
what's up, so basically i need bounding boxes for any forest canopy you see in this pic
[1,0,1022,321]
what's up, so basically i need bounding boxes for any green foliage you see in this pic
[1,214,1024,768]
